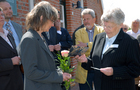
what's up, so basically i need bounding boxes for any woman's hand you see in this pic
[75,54,88,63]
[63,73,72,81]
[100,67,113,76]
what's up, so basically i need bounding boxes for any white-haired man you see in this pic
[126,19,140,38]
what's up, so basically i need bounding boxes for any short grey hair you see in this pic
[101,8,125,25]
[26,1,58,31]
[81,8,95,18]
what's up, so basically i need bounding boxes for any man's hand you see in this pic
[75,54,88,63]
[48,45,55,52]
[54,44,61,51]
[11,56,21,65]
[63,73,72,81]
[100,67,113,76]
[77,41,87,47]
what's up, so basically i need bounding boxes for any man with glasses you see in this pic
[121,24,129,32]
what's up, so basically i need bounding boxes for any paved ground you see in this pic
[71,82,79,90]
[71,82,95,90]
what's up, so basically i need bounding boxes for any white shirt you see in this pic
[57,30,62,35]
[126,30,140,39]
[102,31,120,58]
[0,28,13,48]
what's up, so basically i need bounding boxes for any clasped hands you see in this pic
[75,54,113,76]
[11,56,21,65]
[48,44,61,52]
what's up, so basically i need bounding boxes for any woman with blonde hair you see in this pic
[18,1,71,90]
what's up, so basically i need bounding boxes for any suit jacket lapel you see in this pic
[98,33,106,60]
[0,36,17,53]
[82,27,89,42]
[30,29,54,59]
[11,21,22,41]
[93,25,98,39]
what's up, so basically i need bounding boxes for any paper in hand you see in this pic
[68,46,89,56]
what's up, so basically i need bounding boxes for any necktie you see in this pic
[7,33,16,49]
[5,23,13,34]
[46,32,50,40]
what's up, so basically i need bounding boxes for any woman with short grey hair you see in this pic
[18,1,71,90]
[76,7,140,90]
[101,8,125,25]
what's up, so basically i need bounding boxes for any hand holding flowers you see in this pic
[57,50,75,90]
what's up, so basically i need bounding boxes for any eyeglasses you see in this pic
[122,28,127,30]
[103,25,116,30]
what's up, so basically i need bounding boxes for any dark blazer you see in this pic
[0,34,23,90]
[57,27,73,50]
[42,27,58,45]
[11,21,23,41]
[82,29,140,90]
[42,27,59,66]
[18,29,63,90]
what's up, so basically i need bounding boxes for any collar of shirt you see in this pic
[102,30,120,55]
[86,25,95,32]
[105,29,120,44]
[0,28,14,48]
[57,30,62,35]
[0,28,9,38]
[106,34,117,44]
[131,29,140,34]
[4,20,12,27]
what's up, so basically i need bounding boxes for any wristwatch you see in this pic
[87,43,88,47]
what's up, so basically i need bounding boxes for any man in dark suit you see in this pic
[76,8,140,90]
[0,7,23,90]
[0,0,23,47]
[42,27,60,67]
[56,27,73,50]
[54,12,73,50]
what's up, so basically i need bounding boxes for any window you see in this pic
[60,5,65,28]
[81,0,84,24]
[6,0,17,15]
[29,0,34,11]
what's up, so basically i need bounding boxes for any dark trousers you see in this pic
[79,71,94,90]
[135,85,140,90]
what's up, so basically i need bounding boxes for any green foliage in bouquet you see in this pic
[57,53,75,90]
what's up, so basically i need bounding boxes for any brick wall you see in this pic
[12,0,103,34]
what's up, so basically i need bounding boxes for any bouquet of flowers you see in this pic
[57,50,75,90]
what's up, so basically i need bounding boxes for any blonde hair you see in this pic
[26,1,58,31]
